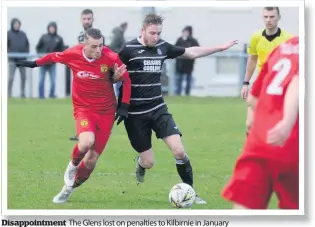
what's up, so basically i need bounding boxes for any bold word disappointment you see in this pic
[1,219,67,227]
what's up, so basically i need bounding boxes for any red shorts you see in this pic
[75,112,115,155]
[222,154,299,209]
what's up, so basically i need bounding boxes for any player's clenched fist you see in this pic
[115,103,129,125]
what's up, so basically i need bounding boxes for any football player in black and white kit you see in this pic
[117,13,238,204]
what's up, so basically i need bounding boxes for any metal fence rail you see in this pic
[7,49,248,98]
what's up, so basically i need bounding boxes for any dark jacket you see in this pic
[109,26,126,53]
[175,26,199,74]
[36,22,65,54]
[7,18,30,61]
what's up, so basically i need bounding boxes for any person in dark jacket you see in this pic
[109,22,128,97]
[108,22,128,53]
[7,18,29,98]
[175,26,199,96]
[36,22,65,99]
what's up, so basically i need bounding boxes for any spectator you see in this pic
[108,22,128,97]
[108,22,128,53]
[175,26,199,96]
[7,18,29,98]
[78,9,105,45]
[36,22,65,99]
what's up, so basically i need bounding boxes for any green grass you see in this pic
[7,97,277,209]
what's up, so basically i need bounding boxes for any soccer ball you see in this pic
[169,183,196,208]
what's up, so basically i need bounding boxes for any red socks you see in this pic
[71,144,85,166]
[73,161,94,188]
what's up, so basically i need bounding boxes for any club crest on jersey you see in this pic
[157,48,162,55]
[100,64,108,73]
[80,119,89,127]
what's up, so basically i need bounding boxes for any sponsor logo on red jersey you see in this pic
[77,71,101,79]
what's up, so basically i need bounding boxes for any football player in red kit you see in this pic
[17,28,131,203]
[222,36,300,209]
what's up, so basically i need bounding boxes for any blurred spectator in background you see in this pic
[175,26,199,96]
[36,22,65,99]
[78,9,105,45]
[108,22,128,52]
[7,18,29,98]
[109,22,128,97]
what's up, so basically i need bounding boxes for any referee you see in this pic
[241,7,292,136]
[118,13,237,205]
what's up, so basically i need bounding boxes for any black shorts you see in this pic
[124,105,182,153]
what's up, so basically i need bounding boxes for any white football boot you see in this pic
[195,194,207,204]
[52,185,75,204]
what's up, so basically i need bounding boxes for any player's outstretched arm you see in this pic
[16,51,70,68]
[181,40,238,59]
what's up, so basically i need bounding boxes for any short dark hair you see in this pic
[264,7,280,15]
[142,13,164,27]
[81,9,93,16]
[85,28,103,40]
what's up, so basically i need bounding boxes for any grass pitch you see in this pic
[7,97,277,209]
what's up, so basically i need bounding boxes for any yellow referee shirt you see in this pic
[247,28,292,71]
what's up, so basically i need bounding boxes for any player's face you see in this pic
[263,9,280,30]
[84,37,103,59]
[142,24,162,47]
[81,13,94,30]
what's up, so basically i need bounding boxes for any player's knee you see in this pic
[172,146,185,160]
[78,136,95,152]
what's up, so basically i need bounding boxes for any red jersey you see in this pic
[247,36,299,162]
[36,44,131,117]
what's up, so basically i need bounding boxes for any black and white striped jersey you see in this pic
[118,37,185,115]
[78,30,106,45]
[78,31,85,43]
